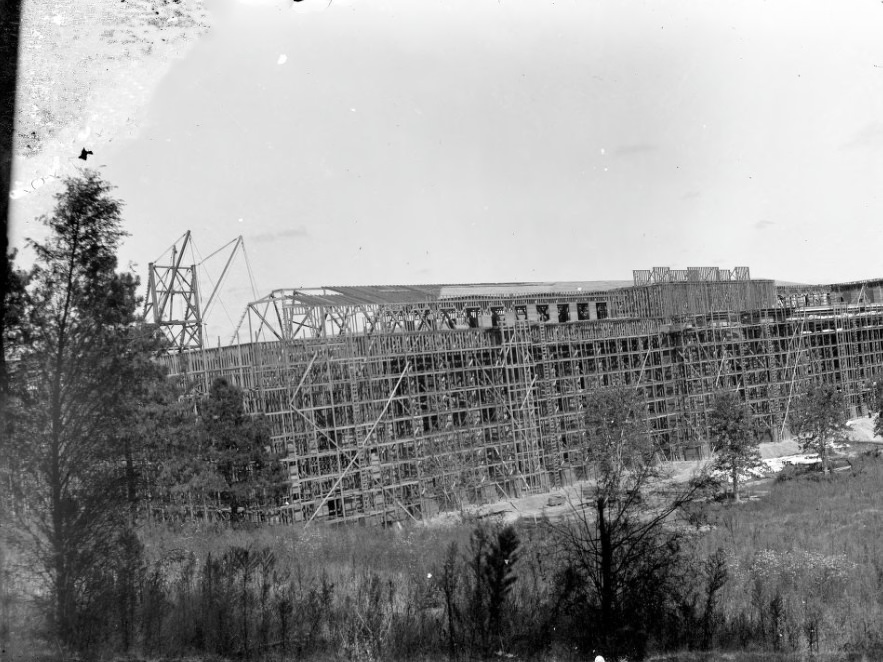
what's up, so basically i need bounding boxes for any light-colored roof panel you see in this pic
[283,278,780,307]
[437,281,633,299]
[297,281,636,306]
[321,285,444,305]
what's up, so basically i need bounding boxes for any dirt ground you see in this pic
[425,415,883,527]
[9,0,211,213]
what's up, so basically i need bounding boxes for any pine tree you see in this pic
[3,171,163,648]
[789,381,848,476]
[865,373,883,438]
[135,381,224,522]
[199,377,286,520]
[708,390,762,501]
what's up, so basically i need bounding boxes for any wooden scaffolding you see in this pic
[158,268,883,525]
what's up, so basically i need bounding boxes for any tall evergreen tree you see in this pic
[3,171,163,648]
[708,390,762,501]
[133,380,223,522]
[789,381,848,476]
[865,372,883,438]
[199,377,286,520]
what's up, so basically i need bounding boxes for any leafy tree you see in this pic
[864,373,883,438]
[789,381,848,476]
[199,377,286,519]
[549,385,713,658]
[3,171,163,648]
[708,390,762,501]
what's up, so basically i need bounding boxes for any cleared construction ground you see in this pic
[153,255,883,526]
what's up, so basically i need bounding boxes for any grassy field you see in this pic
[128,450,883,660]
[3,451,882,661]
[693,451,883,656]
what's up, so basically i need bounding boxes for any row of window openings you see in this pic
[465,303,609,328]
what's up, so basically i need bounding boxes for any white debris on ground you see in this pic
[421,510,464,528]
[422,416,883,527]
[421,461,718,527]
[422,480,599,527]
[758,438,800,459]
[843,415,882,443]
[761,453,822,474]
[720,416,882,481]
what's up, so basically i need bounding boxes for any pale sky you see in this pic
[11,0,883,342]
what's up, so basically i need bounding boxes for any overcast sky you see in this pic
[11,0,883,341]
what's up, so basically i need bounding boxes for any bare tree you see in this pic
[548,385,714,658]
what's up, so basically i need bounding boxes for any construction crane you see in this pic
[144,232,248,352]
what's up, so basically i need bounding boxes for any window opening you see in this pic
[466,307,480,328]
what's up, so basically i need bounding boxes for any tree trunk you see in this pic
[444,582,457,659]
[49,221,82,649]
[51,343,70,647]
[732,467,740,502]
[819,428,829,476]
[241,562,250,659]
[121,436,137,652]
[54,541,71,645]
[124,436,137,527]
[597,496,615,634]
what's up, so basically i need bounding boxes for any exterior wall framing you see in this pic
[159,273,883,525]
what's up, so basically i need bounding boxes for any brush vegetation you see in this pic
[3,451,882,661]
[4,174,883,662]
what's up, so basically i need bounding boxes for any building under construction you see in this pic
[150,246,883,525]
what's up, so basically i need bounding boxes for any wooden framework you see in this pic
[238,272,774,343]
[145,232,247,353]
[144,231,203,351]
[159,268,883,525]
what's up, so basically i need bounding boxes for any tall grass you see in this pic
[3,452,882,660]
[131,521,473,659]
[695,451,883,655]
